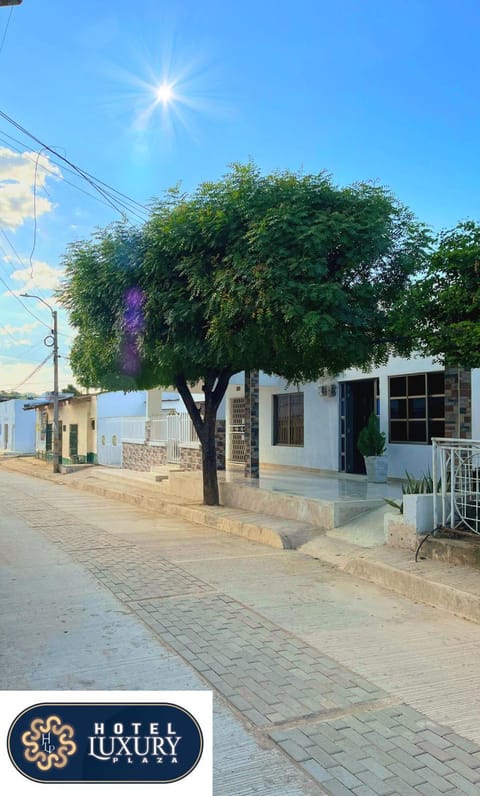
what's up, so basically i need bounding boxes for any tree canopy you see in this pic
[397,220,480,367]
[59,163,430,503]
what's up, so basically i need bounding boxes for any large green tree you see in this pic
[59,164,429,504]
[397,220,480,366]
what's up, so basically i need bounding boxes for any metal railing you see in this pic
[432,438,480,534]
[121,417,146,442]
[150,413,199,463]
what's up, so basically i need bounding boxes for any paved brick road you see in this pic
[3,468,480,794]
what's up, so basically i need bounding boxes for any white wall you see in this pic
[259,382,339,470]
[97,391,147,418]
[472,368,480,441]
[340,355,444,479]
[0,399,35,452]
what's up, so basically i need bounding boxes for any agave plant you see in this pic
[384,470,443,514]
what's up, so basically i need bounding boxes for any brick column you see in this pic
[244,369,259,479]
[215,419,226,471]
[444,367,472,439]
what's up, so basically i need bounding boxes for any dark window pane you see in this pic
[273,393,304,446]
[390,398,407,419]
[428,396,444,418]
[428,371,444,395]
[408,374,426,395]
[409,397,426,419]
[409,421,427,442]
[390,421,407,442]
[390,376,406,397]
[428,420,445,441]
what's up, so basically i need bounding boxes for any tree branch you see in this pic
[174,373,205,439]
[212,368,232,412]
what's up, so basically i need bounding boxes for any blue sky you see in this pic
[1,0,479,392]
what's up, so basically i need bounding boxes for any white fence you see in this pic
[97,413,199,467]
[433,438,480,534]
[97,416,146,467]
[150,413,199,463]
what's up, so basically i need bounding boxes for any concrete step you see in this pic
[300,534,480,624]
[150,464,184,474]
[94,467,167,484]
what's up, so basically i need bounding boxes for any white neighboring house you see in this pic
[225,357,480,480]
[96,388,205,468]
[0,398,36,454]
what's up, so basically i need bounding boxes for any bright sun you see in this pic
[155,83,174,104]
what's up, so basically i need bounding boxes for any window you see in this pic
[389,372,444,444]
[69,424,78,458]
[273,393,304,446]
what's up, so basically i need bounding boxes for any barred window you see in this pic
[389,372,444,444]
[273,393,304,446]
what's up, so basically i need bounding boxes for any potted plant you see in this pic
[357,411,387,483]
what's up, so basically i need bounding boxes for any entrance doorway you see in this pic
[339,378,379,474]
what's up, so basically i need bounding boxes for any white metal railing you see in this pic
[432,438,480,534]
[122,417,146,442]
[149,413,199,463]
[150,416,168,442]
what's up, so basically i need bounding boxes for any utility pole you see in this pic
[20,294,60,473]
[52,308,60,473]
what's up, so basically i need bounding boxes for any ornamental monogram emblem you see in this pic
[21,715,76,771]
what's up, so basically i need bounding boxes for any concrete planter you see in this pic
[403,493,443,535]
[364,455,388,483]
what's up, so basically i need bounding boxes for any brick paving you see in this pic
[4,471,480,794]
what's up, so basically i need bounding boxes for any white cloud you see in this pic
[0,321,39,348]
[0,354,74,393]
[0,147,62,230]
[8,258,64,292]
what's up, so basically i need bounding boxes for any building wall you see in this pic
[97,390,147,419]
[227,356,456,479]
[340,355,443,479]
[0,399,35,452]
[258,382,339,471]
[122,441,167,471]
[472,368,480,440]
[36,397,97,463]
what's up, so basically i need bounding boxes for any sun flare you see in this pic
[155,82,174,104]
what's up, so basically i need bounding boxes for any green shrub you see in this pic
[357,412,386,457]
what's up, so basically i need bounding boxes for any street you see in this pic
[2,467,480,795]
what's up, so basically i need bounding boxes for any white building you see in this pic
[225,357,478,480]
[0,398,36,454]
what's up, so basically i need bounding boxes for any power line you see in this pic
[0,6,13,59]
[0,111,151,223]
[0,234,52,326]
[7,351,53,392]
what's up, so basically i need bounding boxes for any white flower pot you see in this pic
[364,455,388,483]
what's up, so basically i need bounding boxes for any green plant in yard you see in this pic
[384,470,442,513]
[357,412,386,457]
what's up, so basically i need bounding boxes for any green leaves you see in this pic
[59,163,428,392]
[395,220,480,367]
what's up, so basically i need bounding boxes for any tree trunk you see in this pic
[201,414,219,505]
[174,369,232,507]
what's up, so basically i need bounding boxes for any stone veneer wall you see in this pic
[122,442,167,471]
[215,419,226,471]
[244,370,259,478]
[444,368,472,439]
[180,445,202,471]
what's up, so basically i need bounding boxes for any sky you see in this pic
[0,0,479,393]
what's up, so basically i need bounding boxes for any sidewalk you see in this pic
[4,456,480,626]
[3,463,480,795]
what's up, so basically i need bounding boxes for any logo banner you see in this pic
[1,691,212,795]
